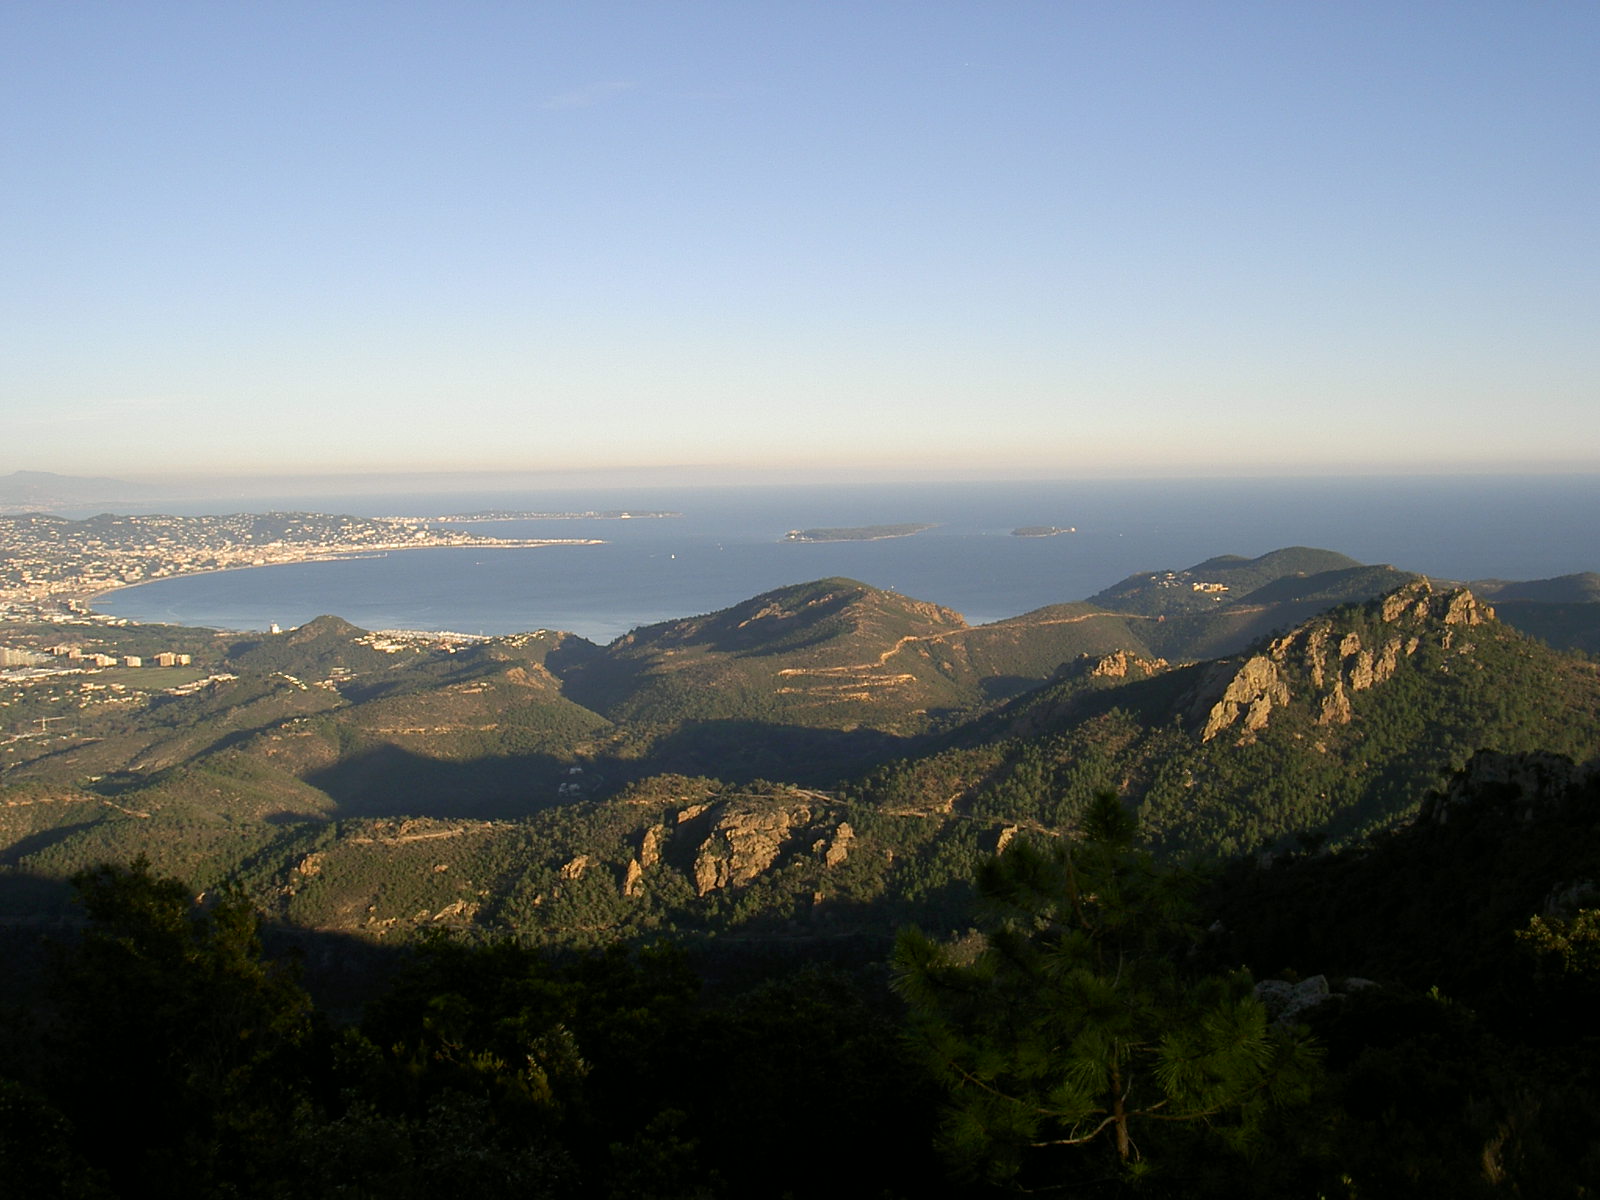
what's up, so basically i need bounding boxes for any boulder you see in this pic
[692,795,813,895]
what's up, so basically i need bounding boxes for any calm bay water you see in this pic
[96,477,1600,644]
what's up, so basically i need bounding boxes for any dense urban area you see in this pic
[0,510,593,619]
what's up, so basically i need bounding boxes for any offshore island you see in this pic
[1012,525,1076,537]
[783,522,934,542]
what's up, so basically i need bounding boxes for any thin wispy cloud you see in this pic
[540,80,640,111]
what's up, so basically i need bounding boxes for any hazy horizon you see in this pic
[10,461,1600,508]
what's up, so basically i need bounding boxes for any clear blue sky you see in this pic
[4,1,1597,483]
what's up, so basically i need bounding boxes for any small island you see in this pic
[1012,525,1076,538]
[783,523,935,543]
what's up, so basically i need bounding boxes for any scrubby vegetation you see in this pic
[4,553,1600,1192]
[6,750,1598,1196]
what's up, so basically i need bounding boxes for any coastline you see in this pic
[413,510,684,523]
[75,538,604,615]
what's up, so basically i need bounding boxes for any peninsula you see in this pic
[783,523,934,543]
[415,509,682,523]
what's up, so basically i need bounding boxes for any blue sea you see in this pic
[94,477,1600,645]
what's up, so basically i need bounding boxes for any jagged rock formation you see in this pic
[1192,655,1290,741]
[1192,581,1493,742]
[1253,975,1379,1026]
[820,821,854,868]
[9,561,1600,947]
[1076,649,1168,680]
[624,823,669,896]
[690,793,818,895]
[998,650,1172,740]
[1419,748,1598,826]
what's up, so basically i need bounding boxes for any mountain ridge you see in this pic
[5,554,1597,947]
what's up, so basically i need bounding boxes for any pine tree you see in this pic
[894,792,1320,1192]
[48,859,313,1197]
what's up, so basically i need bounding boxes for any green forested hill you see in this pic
[6,552,1600,1199]
[851,580,1600,861]
[558,578,974,732]
[1467,573,1600,652]
[1089,547,1368,615]
[4,557,1599,950]
[6,750,1596,1199]
[1474,570,1600,604]
[223,613,410,676]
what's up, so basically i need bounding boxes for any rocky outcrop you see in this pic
[1194,655,1290,742]
[1443,589,1491,626]
[1008,652,1170,739]
[623,824,669,897]
[1254,975,1378,1026]
[1539,878,1600,920]
[640,823,667,866]
[820,821,854,868]
[1419,749,1597,826]
[431,898,478,923]
[692,794,815,895]
[1254,974,1329,1023]
[1193,581,1494,742]
[1060,650,1168,682]
[1084,649,1167,679]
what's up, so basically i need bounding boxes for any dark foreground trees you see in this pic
[894,793,1321,1193]
[6,859,938,1198]
[11,764,1599,1198]
[44,860,315,1197]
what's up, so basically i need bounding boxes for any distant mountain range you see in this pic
[0,470,164,512]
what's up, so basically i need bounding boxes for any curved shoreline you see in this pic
[77,538,604,614]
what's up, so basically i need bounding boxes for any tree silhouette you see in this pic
[894,792,1320,1192]
[48,859,313,1198]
